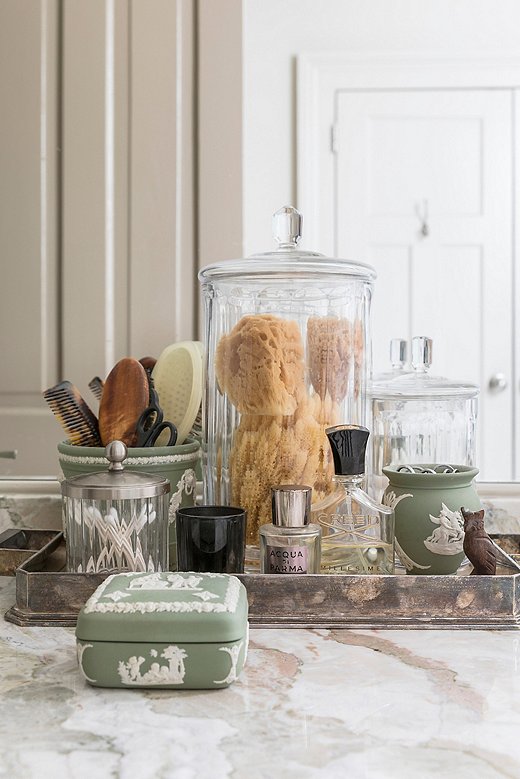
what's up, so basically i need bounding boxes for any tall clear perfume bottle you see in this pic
[260,485,321,574]
[318,425,394,574]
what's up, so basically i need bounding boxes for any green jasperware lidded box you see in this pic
[76,571,248,689]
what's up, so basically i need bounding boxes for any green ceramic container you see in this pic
[382,465,481,575]
[76,571,248,689]
[58,440,200,569]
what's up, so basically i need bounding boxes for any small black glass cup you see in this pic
[176,506,246,573]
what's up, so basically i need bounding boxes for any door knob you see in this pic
[488,373,508,393]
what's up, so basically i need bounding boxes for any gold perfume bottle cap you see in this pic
[271,485,312,528]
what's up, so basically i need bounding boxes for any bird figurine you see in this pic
[461,507,497,576]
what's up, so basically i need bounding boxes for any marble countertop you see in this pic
[1,578,520,778]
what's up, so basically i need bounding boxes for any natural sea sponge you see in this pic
[307,316,351,402]
[352,318,365,399]
[230,396,338,544]
[215,314,305,415]
[215,312,352,544]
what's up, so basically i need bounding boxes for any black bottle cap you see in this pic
[326,425,369,476]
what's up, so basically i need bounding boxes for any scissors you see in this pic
[135,378,177,447]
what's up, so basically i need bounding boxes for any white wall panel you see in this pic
[0,0,196,474]
[0,0,62,475]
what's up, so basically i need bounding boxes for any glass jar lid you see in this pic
[370,337,479,400]
[198,206,376,284]
[61,441,171,500]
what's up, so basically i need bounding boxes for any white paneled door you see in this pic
[334,89,513,480]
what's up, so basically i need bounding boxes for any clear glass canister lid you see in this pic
[198,206,376,283]
[61,441,171,500]
[370,336,479,400]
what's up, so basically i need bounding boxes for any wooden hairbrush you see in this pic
[43,381,102,446]
[98,358,150,446]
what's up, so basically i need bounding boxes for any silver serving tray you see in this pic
[0,529,62,576]
[4,532,520,629]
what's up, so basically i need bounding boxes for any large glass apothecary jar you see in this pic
[199,207,376,548]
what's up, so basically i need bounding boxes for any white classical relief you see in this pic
[382,490,413,511]
[76,642,98,684]
[102,591,131,602]
[394,538,431,571]
[213,642,244,685]
[127,572,219,601]
[130,572,201,591]
[168,469,197,524]
[424,503,464,556]
[117,646,188,686]
[383,490,431,570]
[84,573,241,615]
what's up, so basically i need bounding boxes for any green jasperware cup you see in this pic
[382,465,481,575]
[58,440,200,569]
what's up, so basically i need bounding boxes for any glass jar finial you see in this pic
[411,336,433,372]
[273,206,302,249]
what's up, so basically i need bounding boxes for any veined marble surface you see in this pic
[1,578,520,779]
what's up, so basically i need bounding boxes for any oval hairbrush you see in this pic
[98,358,149,446]
[151,341,203,445]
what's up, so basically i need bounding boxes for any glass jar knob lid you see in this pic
[273,206,302,249]
[411,336,433,371]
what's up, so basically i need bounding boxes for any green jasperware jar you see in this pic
[382,465,481,575]
[76,571,248,689]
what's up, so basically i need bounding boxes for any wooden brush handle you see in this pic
[99,359,150,447]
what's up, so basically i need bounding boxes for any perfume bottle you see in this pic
[259,485,321,574]
[319,425,394,574]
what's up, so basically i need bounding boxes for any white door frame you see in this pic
[297,52,520,479]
